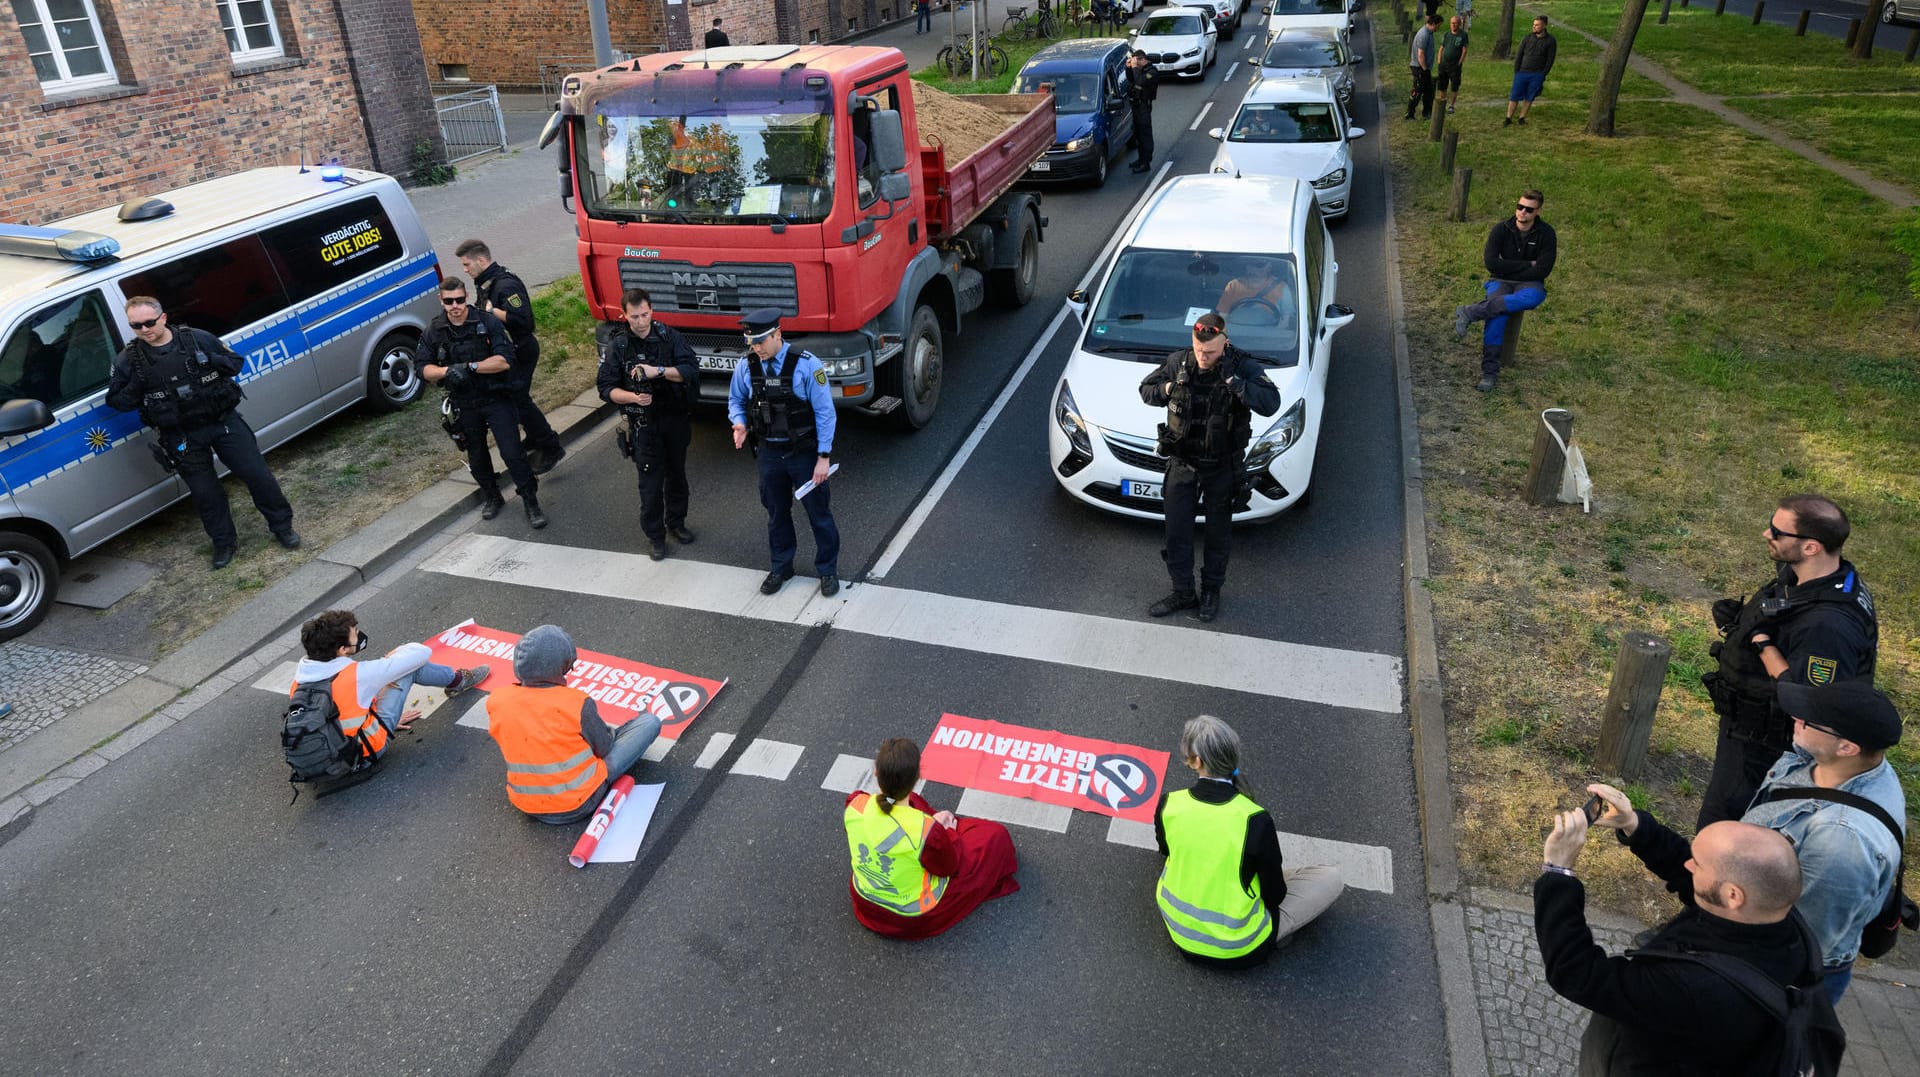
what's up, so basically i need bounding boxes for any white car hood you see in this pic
[1064,348,1302,442]
[1267,14,1348,35]
[1139,32,1208,54]
[1211,141,1344,182]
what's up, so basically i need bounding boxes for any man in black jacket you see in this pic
[421,277,547,528]
[1451,188,1555,391]
[105,296,298,569]
[1537,784,1837,1075]
[596,289,699,561]
[457,239,565,474]
[1138,313,1280,624]
[1126,50,1158,173]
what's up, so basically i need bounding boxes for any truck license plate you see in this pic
[1028,160,1051,172]
[1121,479,1163,501]
[697,356,739,373]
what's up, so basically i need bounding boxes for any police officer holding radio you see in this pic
[1696,494,1877,830]
[1138,312,1278,623]
[106,296,298,570]
[728,308,840,597]
[457,239,565,475]
[421,277,548,529]
[597,288,697,561]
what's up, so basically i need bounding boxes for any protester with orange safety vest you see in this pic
[1155,715,1345,967]
[843,737,1020,939]
[485,625,662,824]
[292,609,490,759]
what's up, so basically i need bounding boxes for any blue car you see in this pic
[1012,39,1137,187]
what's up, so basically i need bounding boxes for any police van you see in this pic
[0,166,442,641]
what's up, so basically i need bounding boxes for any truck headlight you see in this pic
[821,356,865,377]
[1245,398,1305,469]
[1054,380,1092,456]
[1311,168,1348,190]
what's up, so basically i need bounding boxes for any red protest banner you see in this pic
[919,713,1171,824]
[422,621,725,740]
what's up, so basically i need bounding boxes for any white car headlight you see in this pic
[1065,137,1091,152]
[1311,168,1348,190]
[1182,47,1200,58]
[1054,380,1092,456]
[1245,398,1306,467]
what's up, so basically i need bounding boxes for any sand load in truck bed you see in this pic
[911,81,1036,164]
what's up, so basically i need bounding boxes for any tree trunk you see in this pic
[1492,0,1518,59]
[1586,0,1653,137]
[1853,14,1876,59]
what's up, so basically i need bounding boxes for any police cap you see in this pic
[1777,679,1903,752]
[741,307,783,342]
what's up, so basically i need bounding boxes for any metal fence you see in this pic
[432,84,508,165]
[536,50,651,100]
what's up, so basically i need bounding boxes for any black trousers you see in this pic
[1130,107,1154,165]
[1696,717,1784,830]
[1406,67,1435,118]
[457,395,537,499]
[1161,456,1238,591]
[631,413,692,542]
[173,411,294,549]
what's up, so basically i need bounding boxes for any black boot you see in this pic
[524,494,548,530]
[1197,588,1220,623]
[1149,590,1198,617]
[480,492,506,520]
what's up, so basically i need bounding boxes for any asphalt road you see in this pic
[0,14,1442,1075]
[1662,0,1918,51]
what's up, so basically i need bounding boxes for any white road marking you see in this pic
[423,535,1404,712]
[1189,100,1213,132]
[957,787,1073,832]
[1107,817,1158,849]
[822,753,928,796]
[694,732,735,769]
[730,738,804,780]
[642,737,675,762]
[454,694,491,729]
[259,661,458,726]
[1245,33,1258,50]
[1223,61,1240,82]
[1105,815,1395,893]
[253,662,299,694]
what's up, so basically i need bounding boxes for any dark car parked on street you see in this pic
[1013,39,1138,187]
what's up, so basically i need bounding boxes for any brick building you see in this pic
[1,0,443,225]
[415,0,915,92]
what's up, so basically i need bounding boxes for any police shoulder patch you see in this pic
[507,294,523,308]
[814,367,828,386]
[1807,656,1838,685]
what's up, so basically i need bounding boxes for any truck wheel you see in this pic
[989,211,1041,307]
[363,331,423,413]
[882,305,943,429]
[0,532,59,642]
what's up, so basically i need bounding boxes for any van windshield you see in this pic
[1084,248,1301,366]
[580,69,837,225]
[1013,72,1099,114]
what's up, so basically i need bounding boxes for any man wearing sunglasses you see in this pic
[106,296,299,569]
[1450,189,1555,392]
[1698,494,1878,831]
[421,277,548,528]
[727,308,841,597]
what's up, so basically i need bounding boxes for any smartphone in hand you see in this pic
[1581,793,1606,825]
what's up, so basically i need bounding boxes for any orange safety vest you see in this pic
[290,664,387,758]
[486,682,608,815]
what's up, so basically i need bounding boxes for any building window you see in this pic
[12,0,119,92]
[215,0,283,62]
[438,62,469,81]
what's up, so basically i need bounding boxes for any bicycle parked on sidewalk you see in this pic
[938,34,1011,76]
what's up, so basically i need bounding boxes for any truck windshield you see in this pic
[580,70,837,224]
[1084,248,1301,366]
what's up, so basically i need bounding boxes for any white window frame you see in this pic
[14,0,120,93]
[215,0,284,63]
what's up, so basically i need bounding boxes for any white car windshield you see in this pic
[1085,249,1301,366]
[1144,14,1205,34]
[1271,0,1346,13]
[1229,103,1342,143]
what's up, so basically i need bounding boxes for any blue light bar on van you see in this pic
[0,223,121,263]
[320,163,345,181]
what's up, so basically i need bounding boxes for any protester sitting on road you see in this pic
[484,625,661,825]
[844,737,1020,939]
[1155,715,1344,966]
[294,610,489,760]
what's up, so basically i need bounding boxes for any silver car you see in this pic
[1255,27,1358,110]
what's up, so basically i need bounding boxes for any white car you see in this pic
[1195,0,1243,38]
[1209,75,1362,219]
[1264,0,1354,44]
[1129,7,1218,80]
[1049,174,1355,520]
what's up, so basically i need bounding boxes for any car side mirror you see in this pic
[1349,56,1363,65]
[1321,304,1356,337]
[0,397,54,437]
[1347,126,1366,140]
[1067,289,1089,324]
[1207,127,1225,141]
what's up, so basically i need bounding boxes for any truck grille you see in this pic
[617,259,799,317]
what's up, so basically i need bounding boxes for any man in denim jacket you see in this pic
[1742,679,1906,1005]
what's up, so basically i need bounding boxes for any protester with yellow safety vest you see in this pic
[293,609,490,759]
[843,738,1020,939]
[1155,715,1346,966]
[485,625,662,824]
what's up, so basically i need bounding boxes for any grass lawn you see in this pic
[912,27,1062,93]
[1379,11,1920,929]
[1376,10,1671,111]
[1726,92,1920,194]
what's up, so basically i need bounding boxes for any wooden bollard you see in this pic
[1845,18,1860,48]
[1448,167,1472,222]
[1681,0,1690,7]
[1855,16,1876,59]
[1523,405,1570,506]
[1659,0,1672,24]
[1713,0,1725,14]
[1496,308,1527,373]
[1907,28,1920,62]
[1440,128,1459,174]
[1429,104,1446,142]
[1751,0,1763,24]
[1796,10,1810,34]
[1597,632,1673,780]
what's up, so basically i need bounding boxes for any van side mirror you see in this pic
[869,110,908,173]
[0,397,54,437]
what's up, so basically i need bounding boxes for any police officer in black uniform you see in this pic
[727,308,841,597]
[1138,313,1279,623]
[106,296,299,569]
[1696,493,1877,830]
[421,277,548,528]
[457,239,565,474]
[1126,49,1159,173]
[596,288,698,561]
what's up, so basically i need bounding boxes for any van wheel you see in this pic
[880,305,943,429]
[0,532,59,642]
[364,331,423,413]
[988,211,1040,307]
[1091,149,1109,188]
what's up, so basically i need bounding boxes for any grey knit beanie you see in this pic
[514,624,577,686]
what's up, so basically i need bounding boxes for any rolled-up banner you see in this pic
[568,774,636,868]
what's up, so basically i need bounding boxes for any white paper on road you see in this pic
[793,462,839,500]
[588,782,665,864]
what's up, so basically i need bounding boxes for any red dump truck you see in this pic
[538,44,1054,427]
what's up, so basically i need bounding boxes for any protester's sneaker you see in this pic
[447,665,492,696]
[1452,305,1473,342]
[1476,373,1498,393]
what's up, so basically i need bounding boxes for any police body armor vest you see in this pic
[1165,355,1244,462]
[130,328,244,430]
[434,318,510,402]
[843,791,950,916]
[486,682,609,816]
[750,354,816,447]
[1156,789,1274,959]
[612,329,689,419]
[1704,568,1878,749]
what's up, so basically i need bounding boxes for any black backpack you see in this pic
[280,675,369,792]
[1759,785,1919,959]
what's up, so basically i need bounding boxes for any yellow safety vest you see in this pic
[1156,789,1274,959]
[843,792,950,916]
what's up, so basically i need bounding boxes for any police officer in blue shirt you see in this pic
[728,308,840,597]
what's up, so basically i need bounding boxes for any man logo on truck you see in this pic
[671,272,738,289]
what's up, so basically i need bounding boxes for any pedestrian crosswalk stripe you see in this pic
[957,787,1073,833]
[694,732,735,769]
[423,534,1404,713]
[1104,815,1394,894]
[730,738,804,780]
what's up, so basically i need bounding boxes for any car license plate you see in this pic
[697,355,739,373]
[1122,479,1163,501]
[1028,160,1051,172]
